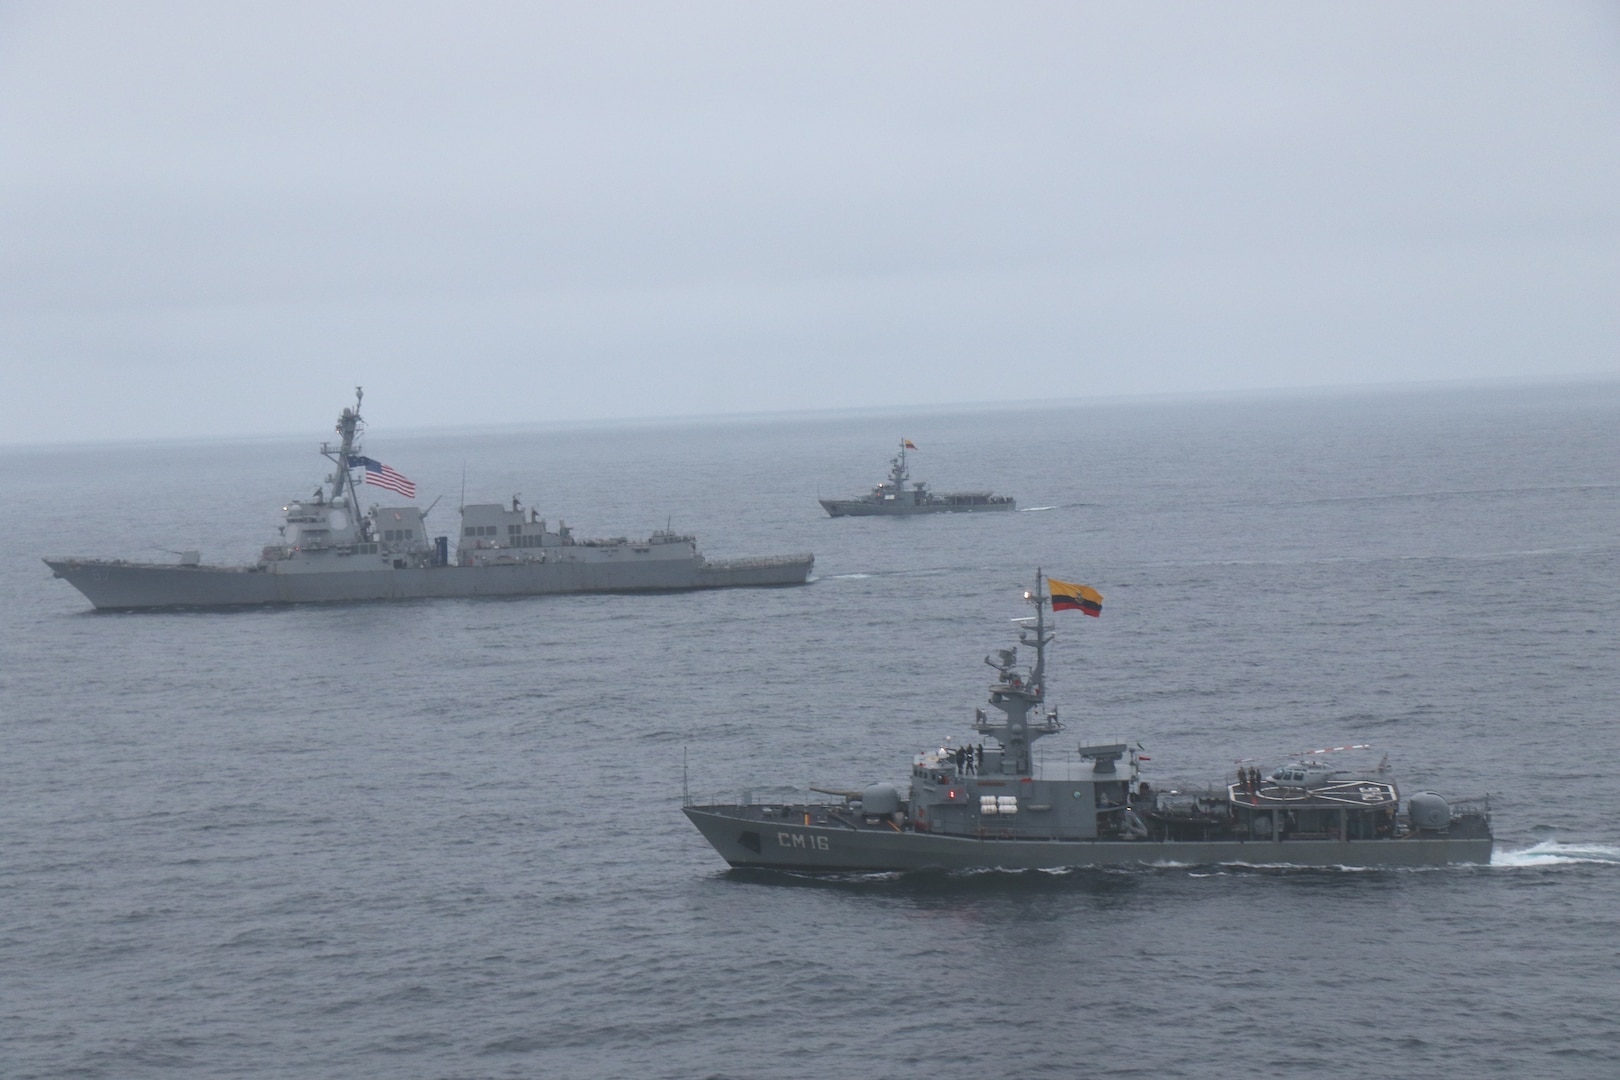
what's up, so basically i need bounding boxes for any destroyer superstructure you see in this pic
[683,573,1492,871]
[47,389,813,610]
[818,439,1015,516]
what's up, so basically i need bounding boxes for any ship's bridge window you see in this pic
[508,524,522,536]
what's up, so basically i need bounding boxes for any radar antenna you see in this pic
[322,386,367,527]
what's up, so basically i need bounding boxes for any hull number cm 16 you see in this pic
[778,832,830,851]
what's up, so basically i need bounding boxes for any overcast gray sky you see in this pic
[2,1,1617,445]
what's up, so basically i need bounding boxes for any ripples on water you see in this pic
[3,382,1618,1079]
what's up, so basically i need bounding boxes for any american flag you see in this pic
[347,455,416,499]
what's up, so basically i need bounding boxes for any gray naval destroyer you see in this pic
[818,439,1015,516]
[684,573,1493,871]
[46,390,814,610]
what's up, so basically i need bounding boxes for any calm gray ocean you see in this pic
[3,381,1618,1080]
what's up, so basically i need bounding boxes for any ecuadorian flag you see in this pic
[1048,577,1103,617]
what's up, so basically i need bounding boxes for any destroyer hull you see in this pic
[45,554,813,611]
[819,499,1016,517]
[684,806,1493,871]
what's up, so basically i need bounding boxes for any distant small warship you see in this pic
[46,389,814,610]
[683,574,1493,871]
[818,439,1015,516]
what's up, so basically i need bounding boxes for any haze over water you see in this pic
[3,380,1618,1079]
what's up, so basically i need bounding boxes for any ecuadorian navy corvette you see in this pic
[818,438,1015,516]
[683,573,1493,871]
[46,389,814,610]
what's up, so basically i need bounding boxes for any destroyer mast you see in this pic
[319,387,366,533]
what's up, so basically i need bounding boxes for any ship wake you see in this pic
[1491,840,1620,867]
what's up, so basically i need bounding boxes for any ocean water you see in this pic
[3,381,1617,1079]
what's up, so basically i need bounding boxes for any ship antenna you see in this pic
[1023,568,1052,699]
[460,464,467,512]
[326,387,366,523]
[346,387,364,524]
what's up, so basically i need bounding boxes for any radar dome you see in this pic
[1408,792,1452,831]
[861,784,901,816]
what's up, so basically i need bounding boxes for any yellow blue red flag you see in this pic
[1048,577,1102,617]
